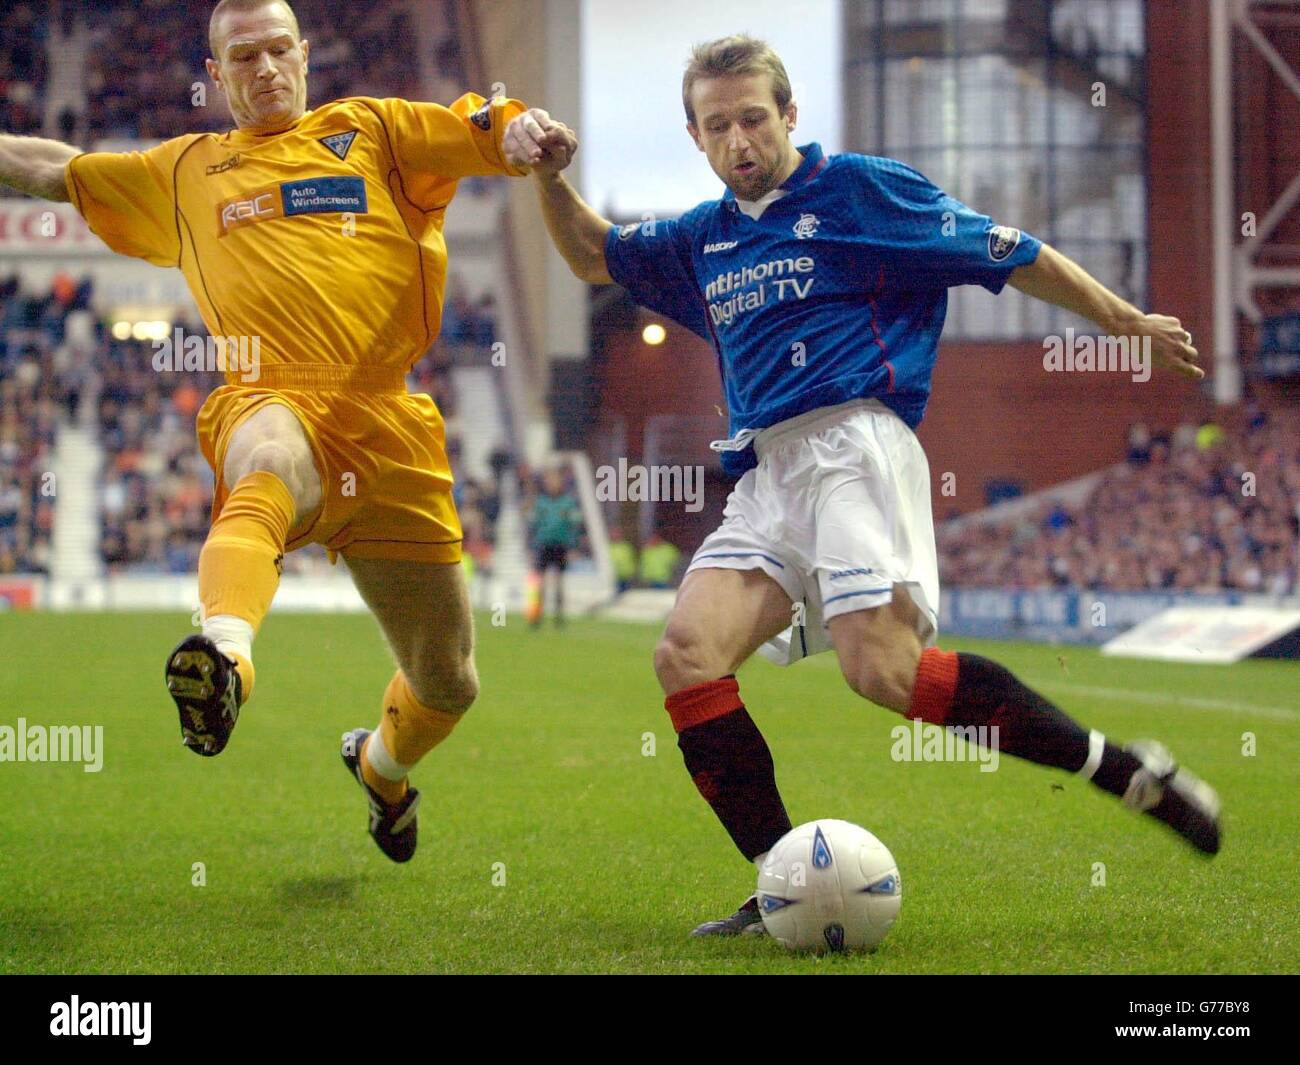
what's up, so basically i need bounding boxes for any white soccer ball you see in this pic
[756,819,901,952]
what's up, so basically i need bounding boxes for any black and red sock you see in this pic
[910,648,1142,797]
[665,676,792,862]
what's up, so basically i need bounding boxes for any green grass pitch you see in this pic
[0,610,1296,974]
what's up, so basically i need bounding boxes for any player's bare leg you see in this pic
[167,403,322,755]
[654,567,797,934]
[340,557,477,862]
[826,587,1221,855]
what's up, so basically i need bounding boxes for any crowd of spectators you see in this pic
[0,275,80,576]
[0,2,47,139]
[939,413,1300,595]
[95,331,221,574]
[77,0,440,144]
[0,275,500,576]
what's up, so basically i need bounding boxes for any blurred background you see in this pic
[0,0,1297,658]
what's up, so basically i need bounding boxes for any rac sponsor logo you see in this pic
[217,188,280,235]
[216,176,368,236]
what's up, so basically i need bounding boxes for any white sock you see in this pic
[365,728,411,782]
[1077,729,1106,780]
[202,614,254,663]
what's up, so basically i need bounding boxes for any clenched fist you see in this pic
[504,108,577,175]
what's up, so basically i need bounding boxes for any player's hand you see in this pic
[1127,312,1204,381]
[503,108,577,175]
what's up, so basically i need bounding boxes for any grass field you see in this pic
[0,610,1296,974]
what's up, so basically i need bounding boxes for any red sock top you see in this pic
[664,675,743,733]
[909,647,958,726]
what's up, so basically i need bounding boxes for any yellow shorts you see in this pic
[196,365,462,564]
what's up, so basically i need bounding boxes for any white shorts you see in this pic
[687,398,939,666]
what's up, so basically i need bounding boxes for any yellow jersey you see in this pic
[65,93,526,379]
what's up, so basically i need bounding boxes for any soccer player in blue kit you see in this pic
[523,35,1223,936]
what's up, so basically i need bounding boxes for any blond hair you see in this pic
[209,0,300,58]
[682,35,793,125]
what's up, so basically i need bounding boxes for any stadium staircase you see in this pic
[49,424,102,583]
[42,13,89,138]
[452,365,529,610]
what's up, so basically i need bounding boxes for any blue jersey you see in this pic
[604,142,1042,476]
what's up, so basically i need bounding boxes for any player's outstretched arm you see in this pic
[0,133,81,202]
[506,112,612,285]
[1008,242,1203,380]
[531,170,614,285]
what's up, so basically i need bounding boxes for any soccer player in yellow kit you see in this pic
[0,0,576,862]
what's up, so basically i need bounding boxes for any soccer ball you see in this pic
[756,819,901,953]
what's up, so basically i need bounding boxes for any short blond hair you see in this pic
[209,0,300,59]
[682,34,793,125]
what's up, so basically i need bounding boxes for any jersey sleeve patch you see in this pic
[986,224,1021,262]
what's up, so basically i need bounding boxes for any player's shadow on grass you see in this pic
[279,875,359,908]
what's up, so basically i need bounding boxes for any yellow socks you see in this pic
[198,471,296,705]
[361,670,464,804]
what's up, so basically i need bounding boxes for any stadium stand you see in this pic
[938,413,1300,595]
[80,0,421,143]
[0,274,500,577]
[0,0,520,581]
[0,276,66,576]
[0,2,47,140]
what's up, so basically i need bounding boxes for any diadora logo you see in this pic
[704,240,739,253]
[987,224,1021,262]
[829,567,874,580]
[793,212,819,239]
[205,154,241,176]
[319,129,358,161]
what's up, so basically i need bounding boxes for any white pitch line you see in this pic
[1027,680,1300,723]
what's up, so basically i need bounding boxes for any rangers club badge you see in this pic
[793,212,820,239]
[987,224,1022,262]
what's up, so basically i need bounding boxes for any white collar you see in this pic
[734,186,788,221]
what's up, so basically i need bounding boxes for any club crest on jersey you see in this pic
[987,224,1021,262]
[470,102,493,130]
[793,212,820,239]
[319,130,358,161]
